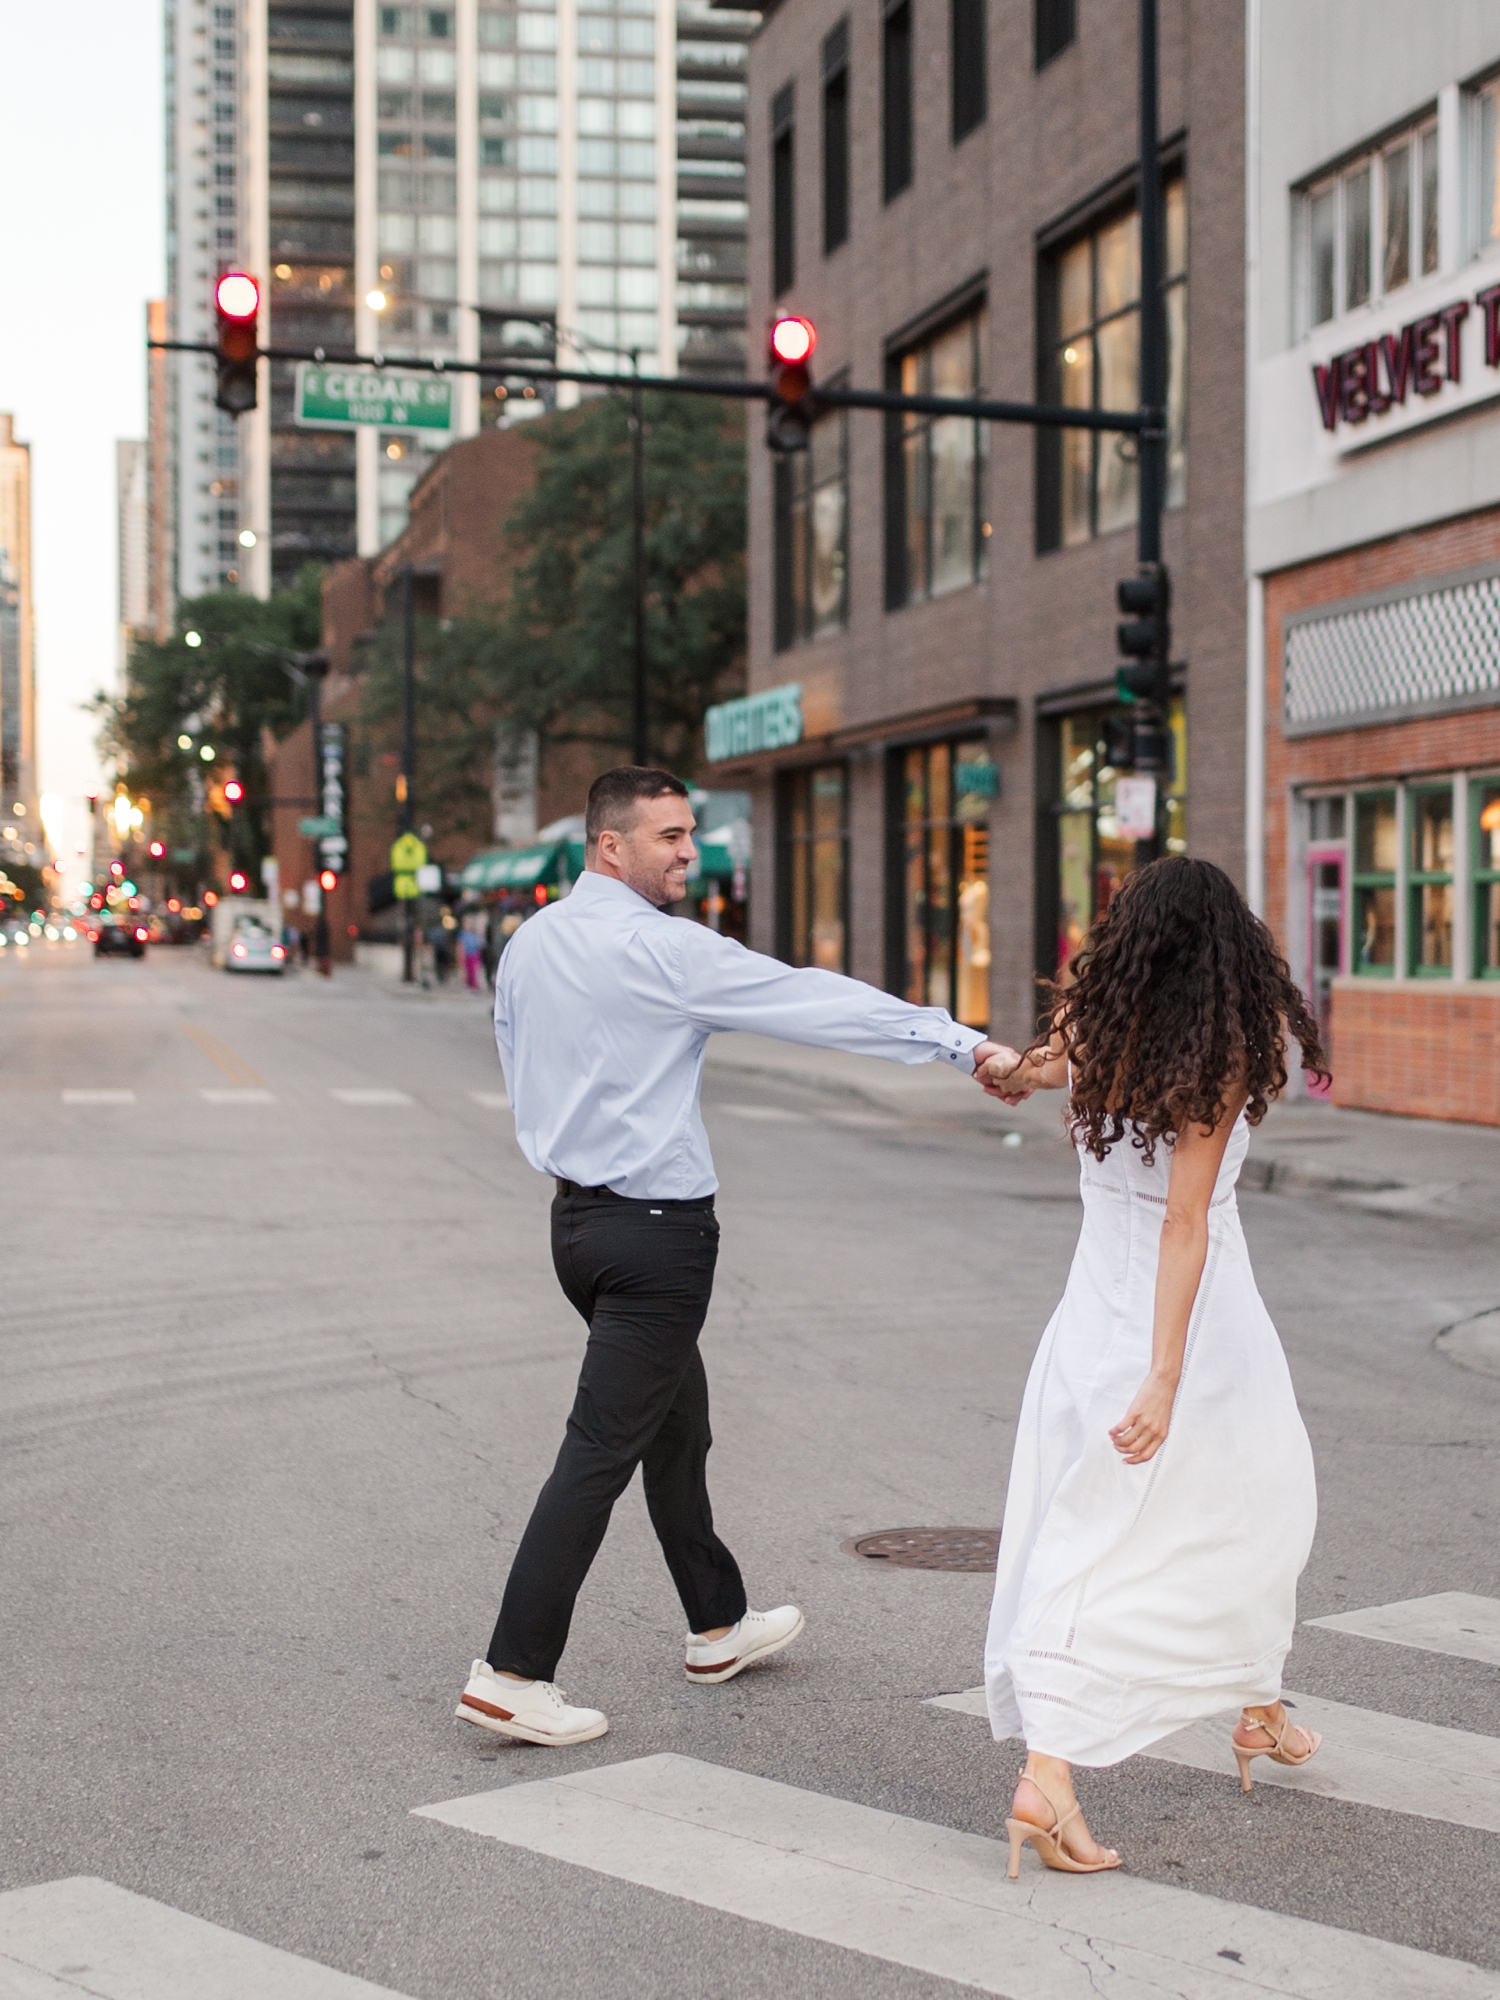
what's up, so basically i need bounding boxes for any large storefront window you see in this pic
[890,739,993,1027]
[1408,785,1454,975]
[773,405,849,651]
[1476,779,1500,978]
[1353,790,1397,974]
[777,763,848,971]
[1046,697,1187,974]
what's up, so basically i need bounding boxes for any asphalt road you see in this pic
[2,939,1497,1999]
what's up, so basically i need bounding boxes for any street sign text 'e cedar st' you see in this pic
[294,363,454,433]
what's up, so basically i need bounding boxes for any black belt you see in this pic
[555,1178,714,1210]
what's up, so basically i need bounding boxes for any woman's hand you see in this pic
[974,1047,1033,1102]
[1109,1372,1178,1464]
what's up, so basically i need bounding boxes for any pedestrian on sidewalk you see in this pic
[975,857,1328,1878]
[457,766,1020,1746]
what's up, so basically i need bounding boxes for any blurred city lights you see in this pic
[200,745,216,761]
[184,630,203,649]
[178,734,193,749]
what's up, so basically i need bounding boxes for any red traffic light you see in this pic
[319,868,338,893]
[215,272,259,321]
[229,870,248,892]
[149,840,165,858]
[215,272,260,414]
[222,779,245,804]
[769,315,817,366]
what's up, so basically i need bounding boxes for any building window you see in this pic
[771,81,795,297]
[889,739,993,1027]
[1041,696,1187,978]
[950,0,986,144]
[1408,784,1454,976]
[1034,0,1075,70]
[821,20,849,255]
[777,764,848,971]
[1037,178,1186,551]
[1296,118,1438,336]
[881,0,913,204]
[1475,778,1500,977]
[774,405,849,650]
[886,302,988,607]
[1352,789,1397,976]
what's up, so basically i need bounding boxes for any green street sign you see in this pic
[390,831,427,872]
[295,363,454,433]
[299,814,342,837]
[393,873,420,900]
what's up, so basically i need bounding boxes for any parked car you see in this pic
[92,917,148,960]
[226,921,287,975]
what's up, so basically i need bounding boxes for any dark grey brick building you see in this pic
[713,0,1246,1041]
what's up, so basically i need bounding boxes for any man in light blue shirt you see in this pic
[457,767,1017,1747]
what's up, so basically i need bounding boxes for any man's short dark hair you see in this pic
[585,766,690,845]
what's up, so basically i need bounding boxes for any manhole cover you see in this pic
[841,1527,1000,1572]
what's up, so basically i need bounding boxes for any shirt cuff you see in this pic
[906,1024,988,1067]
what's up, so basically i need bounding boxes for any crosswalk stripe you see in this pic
[414,1753,1498,1999]
[1305,1592,1500,1667]
[328,1089,413,1106]
[60,1090,135,1105]
[716,1103,810,1122]
[925,1686,1500,1836]
[199,1088,276,1103]
[0,1877,413,1999]
[468,1091,510,1108]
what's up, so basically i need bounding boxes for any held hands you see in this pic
[1109,1373,1178,1465]
[971,1042,1033,1104]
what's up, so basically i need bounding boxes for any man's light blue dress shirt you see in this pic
[493,870,986,1201]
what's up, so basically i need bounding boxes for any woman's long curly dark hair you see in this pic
[1041,856,1329,1163]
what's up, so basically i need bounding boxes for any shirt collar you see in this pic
[572,868,664,914]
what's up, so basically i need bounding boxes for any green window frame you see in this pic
[1407,783,1454,976]
[1474,774,1500,979]
[1352,788,1397,976]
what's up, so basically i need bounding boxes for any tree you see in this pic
[361,392,746,836]
[96,567,324,878]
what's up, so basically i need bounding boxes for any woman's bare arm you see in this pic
[1109,1085,1248,1465]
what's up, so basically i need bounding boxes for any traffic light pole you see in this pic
[630,370,649,767]
[1132,0,1170,865]
[305,656,332,977]
[400,564,417,986]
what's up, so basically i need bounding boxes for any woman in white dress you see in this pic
[976,857,1327,1877]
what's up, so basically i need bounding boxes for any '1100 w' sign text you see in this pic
[1313,283,1500,430]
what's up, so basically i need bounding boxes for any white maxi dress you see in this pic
[984,1108,1317,1766]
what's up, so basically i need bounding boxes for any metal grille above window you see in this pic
[1283,567,1500,735]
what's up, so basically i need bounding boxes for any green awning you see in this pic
[460,841,565,890]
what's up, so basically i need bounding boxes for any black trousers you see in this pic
[487,1184,747,1682]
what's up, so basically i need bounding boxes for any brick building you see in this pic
[715,0,1247,1042]
[1249,4,1500,1124]
[267,418,605,956]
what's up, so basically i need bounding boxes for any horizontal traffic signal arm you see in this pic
[149,339,1148,435]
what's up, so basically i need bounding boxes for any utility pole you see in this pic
[400,565,417,984]
[629,360,648,767]
[305,654,332,976]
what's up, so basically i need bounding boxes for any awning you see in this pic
[460,840,567,890]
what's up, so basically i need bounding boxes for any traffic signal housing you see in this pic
[766,314,817,453]
[1115,562,1171,706]
[214,272,261,414]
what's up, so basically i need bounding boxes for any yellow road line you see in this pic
[180,1021,264,1087]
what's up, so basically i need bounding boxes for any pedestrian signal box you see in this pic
[214,272,261,415]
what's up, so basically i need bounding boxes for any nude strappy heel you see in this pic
[1232,1704,1323,1794]
[1005,1770,1122,1879]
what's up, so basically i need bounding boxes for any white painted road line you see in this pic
[1306,1592,1500,1668]
[60,1090,135,1105]
[0,1877,414,1999]
[468,1091,509,1108]
[200,1088,276,1104]
[716,1103,810,1122]
[925,1687,1500,1836]
[328,1089,413,1106]
[414,1753,1498,2000]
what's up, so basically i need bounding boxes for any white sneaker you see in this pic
[455,1661,608,1745]
[684,1605,805,1685]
